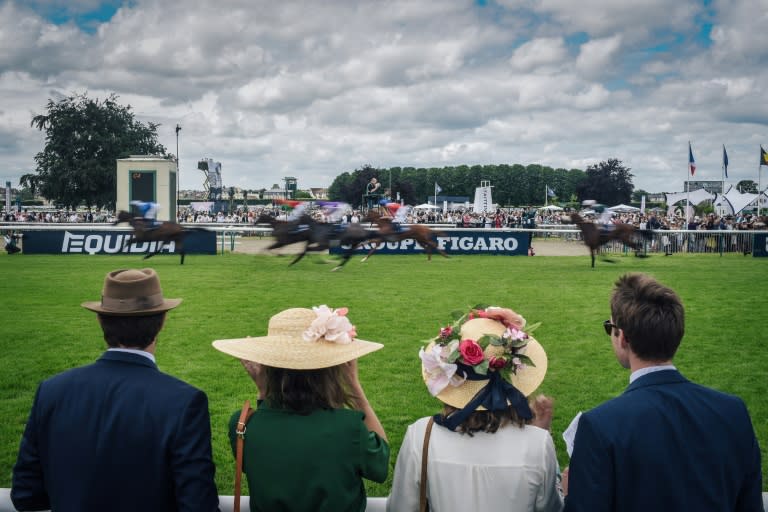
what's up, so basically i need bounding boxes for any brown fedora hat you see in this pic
[82,268,181,316]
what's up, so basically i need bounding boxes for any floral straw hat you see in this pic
[212,306,383,369]
[420,306,548,430]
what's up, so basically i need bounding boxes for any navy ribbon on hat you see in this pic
[433,363,532,431]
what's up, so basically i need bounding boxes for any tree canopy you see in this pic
[21,93,167,209]
[328,163,587,208]
[575,158,634,205]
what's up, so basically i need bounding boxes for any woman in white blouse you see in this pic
[387,306,563,512]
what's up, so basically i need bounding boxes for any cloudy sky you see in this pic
[2,0,767,196]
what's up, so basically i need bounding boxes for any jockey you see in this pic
[129,200,160,227]
[583,200,613,231]
[276,199,311,232]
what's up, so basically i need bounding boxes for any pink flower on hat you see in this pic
[420,342,465,396]
[303,305,357,345]
[484,306,525,329]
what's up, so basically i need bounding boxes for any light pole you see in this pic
[175,124,181,220]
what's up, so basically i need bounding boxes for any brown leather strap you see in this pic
[419,417,435,512]
[234,400,255,512]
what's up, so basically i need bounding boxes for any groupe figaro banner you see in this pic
[329,229,529,256]
[20,229,217,255]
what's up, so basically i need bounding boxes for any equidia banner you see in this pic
[20,230,217,255]
[329,230,528,256]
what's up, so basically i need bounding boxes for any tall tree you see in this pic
[575,158,634,205]
[20,93,167,209]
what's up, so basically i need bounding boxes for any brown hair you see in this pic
[98,312,165,349]
[610,273,684,361]
[264,364,354,414]
[441,405,526,436]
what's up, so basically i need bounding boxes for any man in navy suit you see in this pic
[564,272,762,512]
[11,268,219,511]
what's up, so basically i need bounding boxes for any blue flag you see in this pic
[723,145,728,178]
[546,186,555,197]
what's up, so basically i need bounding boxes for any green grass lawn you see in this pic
[1,251,766,495]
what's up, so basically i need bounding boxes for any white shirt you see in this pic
[387,416,563,512]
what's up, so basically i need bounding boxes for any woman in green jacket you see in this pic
[213,306,389,512]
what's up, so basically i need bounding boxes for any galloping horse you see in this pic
[569,212,649,268]
[114,211,208,265]
[255,213,379,271]
[362,211,450,262]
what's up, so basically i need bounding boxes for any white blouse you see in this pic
[387,416,563,512]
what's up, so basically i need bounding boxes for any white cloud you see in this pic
[509,37,567,71]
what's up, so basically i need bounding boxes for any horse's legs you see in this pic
[361,239,381,262]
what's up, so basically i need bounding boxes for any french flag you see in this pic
[688,142,696,176]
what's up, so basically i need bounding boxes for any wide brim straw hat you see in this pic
[423,317,547,410]
[81,268,181,316]
[212,307,383,369]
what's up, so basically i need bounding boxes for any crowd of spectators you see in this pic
[3,206,766,232]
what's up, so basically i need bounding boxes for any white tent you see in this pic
[539,205,563,211]
[608,204,640,213]
[414,203,439,209]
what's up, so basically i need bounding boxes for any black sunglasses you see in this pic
[603,320,619,336]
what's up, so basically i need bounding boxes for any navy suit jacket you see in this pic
[564,369,762,512]
[12,351,219,512]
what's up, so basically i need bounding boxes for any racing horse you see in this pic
[362,211,450,262]
[255,213,380,271]
[113,211,208,265]
[569,212,650,268]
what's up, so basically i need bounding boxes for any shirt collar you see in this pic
[107,347,156,364]
[630,364,676,384]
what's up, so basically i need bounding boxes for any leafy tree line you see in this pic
[328,159,635,208]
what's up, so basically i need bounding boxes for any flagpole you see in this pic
[686,141,691,224]
[759,146,763,217]
[722,145,726,217]
[545,184,548,206]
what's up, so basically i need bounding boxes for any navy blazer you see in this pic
[12,350,219,512]
[564,369,762,512]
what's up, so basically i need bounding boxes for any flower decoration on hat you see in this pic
[421,304,540,397]
[302,305,357,345]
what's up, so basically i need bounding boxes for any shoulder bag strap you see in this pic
[419,417,435,512]
[234,400,256,512]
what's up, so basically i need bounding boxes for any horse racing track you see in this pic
[1,241,767,495]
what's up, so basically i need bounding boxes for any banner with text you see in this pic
[330,230,528,256]
[21,230,217,255]
[754,234,768,257]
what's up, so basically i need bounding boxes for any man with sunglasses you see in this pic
[563,273,762,512]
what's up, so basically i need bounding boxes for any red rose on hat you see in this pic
[459,339,484,365]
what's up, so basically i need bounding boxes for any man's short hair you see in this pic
[98,312,166,349]
[610,273,684,361]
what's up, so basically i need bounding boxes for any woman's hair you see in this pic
[264,364,354,414]
[441,405,525,436]
[98,312,165,349]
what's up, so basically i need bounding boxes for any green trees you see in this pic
[575,158,634,205]
[20,93,167,209]
[328,163,587,207]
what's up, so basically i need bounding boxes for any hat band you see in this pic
[433,369,532,431]
[100,292,164,312]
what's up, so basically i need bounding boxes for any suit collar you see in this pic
[99,350,158,370]
[625,368,687,393]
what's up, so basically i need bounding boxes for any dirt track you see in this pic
[230,237,589,257]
